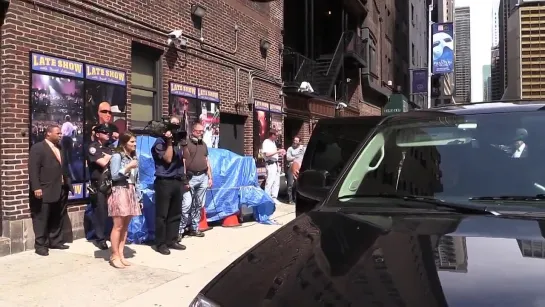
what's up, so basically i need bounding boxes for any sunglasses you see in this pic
[99,110,112,114]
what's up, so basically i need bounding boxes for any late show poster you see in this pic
[169,82,198,134]
[196,88,220,148]
[84,64,127,145]
[254,100,270,177]
[269,103,283,149]
[30,53,87,199]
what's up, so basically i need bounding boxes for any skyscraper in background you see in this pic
[431,0,455,106]
[497,0,510,98]
[454,7,472,103]
[492,0,500,47]
[504,1,545,99]
[491,0,503,100]
[483,65,491,101]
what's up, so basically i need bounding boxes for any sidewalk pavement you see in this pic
[0,203,295,307]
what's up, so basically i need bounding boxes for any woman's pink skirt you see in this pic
[107,185,142,217]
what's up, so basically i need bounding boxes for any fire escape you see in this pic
[283,30,366,101]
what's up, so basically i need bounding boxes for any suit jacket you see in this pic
[29,140,72,203]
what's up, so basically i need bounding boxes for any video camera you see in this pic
[145,116,187,143]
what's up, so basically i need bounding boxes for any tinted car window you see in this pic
[303,118,382,185]
[336,111,545,204]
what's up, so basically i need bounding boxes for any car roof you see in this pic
[382,101,545,125]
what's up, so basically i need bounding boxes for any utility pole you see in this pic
[427,2,434,109]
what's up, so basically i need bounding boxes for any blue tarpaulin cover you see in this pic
[85,135,276,244]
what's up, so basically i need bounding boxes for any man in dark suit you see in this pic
[29,124,73,256]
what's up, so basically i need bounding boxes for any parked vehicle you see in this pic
[191,102,545,307]
[295,116,383,215]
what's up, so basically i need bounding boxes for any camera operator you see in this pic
[87,124,114,250]
[151,116,187,255]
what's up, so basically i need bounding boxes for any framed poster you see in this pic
[29,53,87,200]
[84,64,127,145]
[169,82,220,148]
[254,100,270,177]
[269,103,284,149]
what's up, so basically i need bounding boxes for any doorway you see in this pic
[284,117,305,147]
[219,113,247,156]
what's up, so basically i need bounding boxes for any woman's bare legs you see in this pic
[119,216,132,266]
[109,216,125,268]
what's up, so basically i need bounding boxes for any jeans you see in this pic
[286,167,295,203]
[181,173,209,231]
[265,163,280,199]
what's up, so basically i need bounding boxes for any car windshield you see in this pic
[335,110,545,206]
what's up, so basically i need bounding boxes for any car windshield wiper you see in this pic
[469,195,545,202]
[337,194,499,215]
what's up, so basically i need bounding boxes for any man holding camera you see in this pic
[151,116,187,255]
[87,124,114,250]
[181,122,213,238]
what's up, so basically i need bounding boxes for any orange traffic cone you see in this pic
[198,207,212,232]
[222,213,241,227]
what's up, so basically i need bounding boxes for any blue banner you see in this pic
[432,23,454,74]
[68,183,86,200]
[412,69,428,94]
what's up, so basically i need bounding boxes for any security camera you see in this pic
[167,30,187,47]
[168,30,183,39]
[298,81,314,93]
[336,102,348,109]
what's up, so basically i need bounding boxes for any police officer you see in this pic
[87,124,113,250]
[151,116,187,255]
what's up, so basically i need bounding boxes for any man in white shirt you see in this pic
[262,129,285,202]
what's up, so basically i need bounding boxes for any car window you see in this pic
[336,111,545,204]
[302,118,382,185]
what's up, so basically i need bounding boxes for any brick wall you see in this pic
[0,0,283,222]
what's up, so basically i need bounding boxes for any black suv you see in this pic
[192,102,545,307]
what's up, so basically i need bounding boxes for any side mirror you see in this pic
[297,169,330,202]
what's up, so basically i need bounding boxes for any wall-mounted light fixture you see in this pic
[260,39,271,51]
[191,4,206,18]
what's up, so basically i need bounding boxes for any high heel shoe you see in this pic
[120,258,132,266]
[109,257,125,269]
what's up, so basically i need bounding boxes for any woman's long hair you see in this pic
[114,131,137,158]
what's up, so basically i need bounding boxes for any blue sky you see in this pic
[454,0,498,102]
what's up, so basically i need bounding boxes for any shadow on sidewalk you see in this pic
[93,246,136,261]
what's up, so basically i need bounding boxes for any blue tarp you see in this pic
[85,135,276,244]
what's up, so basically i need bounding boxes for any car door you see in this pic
[295,116,384,215]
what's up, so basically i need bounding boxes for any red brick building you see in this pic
[0,0,284,256]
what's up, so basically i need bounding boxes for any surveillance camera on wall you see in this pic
[298,81,314,93]
[167,30,187,47]
[336,102,348,109]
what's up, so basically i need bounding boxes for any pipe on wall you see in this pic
[76,0,240,56]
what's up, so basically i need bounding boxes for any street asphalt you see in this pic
[0,203,295,307]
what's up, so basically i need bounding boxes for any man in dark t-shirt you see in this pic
[182,122,213,237]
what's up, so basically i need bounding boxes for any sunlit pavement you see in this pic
[0,203,295,307]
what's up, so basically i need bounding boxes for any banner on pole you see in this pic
[412,69,428,94]
[432,22,454,74]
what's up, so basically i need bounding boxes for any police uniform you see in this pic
[87,124,114,250]
[151,136,187,255]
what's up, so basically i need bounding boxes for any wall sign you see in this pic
[86,64,126,86]
[197,88,220,103]
[31,53,84,78]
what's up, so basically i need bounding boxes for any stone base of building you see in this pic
[0,211,86,257]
